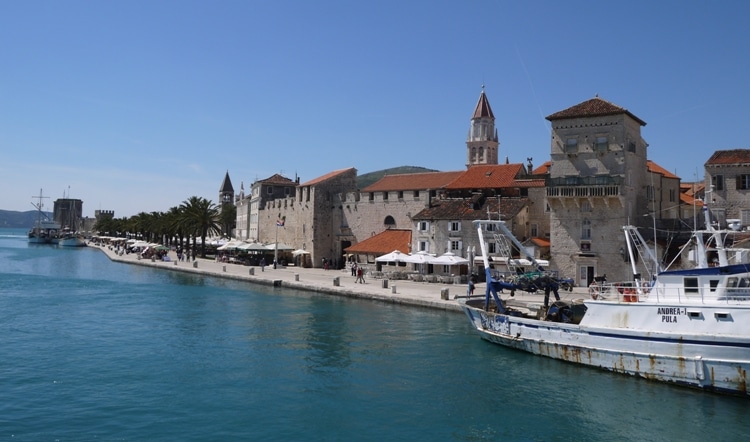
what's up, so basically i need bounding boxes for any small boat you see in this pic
[58,228,86,247]
[459,208,750,396]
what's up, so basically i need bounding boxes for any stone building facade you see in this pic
[411,195,530,273]
[247,174,298,242]
[545,96,652,285]
[234,90,704,279]
[704,149,750,227]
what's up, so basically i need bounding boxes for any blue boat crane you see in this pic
[472,220,574,312]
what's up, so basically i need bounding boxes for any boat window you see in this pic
[684,277,699,294]
[726,277,738,288]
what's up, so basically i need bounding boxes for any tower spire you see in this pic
[466,86,499,167]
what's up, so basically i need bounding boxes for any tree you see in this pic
[180,196,221,258]
[219,204,236,238]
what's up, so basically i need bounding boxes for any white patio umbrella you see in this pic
[402,251,435,274]
[238,242,267,252]
[292,249,310,256]
[431,252,470,267]
[265,243,294,251]
[375,250,405,263]
[217,240,243,251]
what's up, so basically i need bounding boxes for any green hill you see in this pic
[357,166,439,190]
[0,210,53,228]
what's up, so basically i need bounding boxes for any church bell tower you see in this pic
[219,171,235,207]
[466,86,499,167]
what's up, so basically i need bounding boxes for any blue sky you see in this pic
[1,0,748,218]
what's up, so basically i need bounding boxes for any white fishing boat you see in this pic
[459,208,750,396]
[58,228,86,247]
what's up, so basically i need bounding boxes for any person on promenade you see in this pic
[356,266,365,284]
[261,257,266,272]
[468,274,476,296]
[351,262,357,277]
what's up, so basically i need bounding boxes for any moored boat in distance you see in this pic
[28,189,60,244]
[459,209,750,397]
[58,228,86,247]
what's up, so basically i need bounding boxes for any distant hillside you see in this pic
[357,166,439,190]
[0,210,53,228]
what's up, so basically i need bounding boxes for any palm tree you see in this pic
[180,196,221,258]
[164,206,185,249]
[219,204,236,238]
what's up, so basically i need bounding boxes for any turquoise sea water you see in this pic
[0,228,746,441]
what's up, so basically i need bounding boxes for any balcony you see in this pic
[546,176,623,198]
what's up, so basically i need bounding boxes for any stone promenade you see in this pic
[95,244,586,313]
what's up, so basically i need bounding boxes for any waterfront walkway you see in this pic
[95,244,586,313]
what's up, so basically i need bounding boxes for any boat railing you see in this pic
[588,281,649,302]
[590,282,750,305]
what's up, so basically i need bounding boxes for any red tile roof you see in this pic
[546,96,646,126]
[444,164,524,190]
[646,160,680,179]
[680,192,704,207]
[412,196,528,221]
[344,229,411,255]
[258,173,295,185]
[299,168,355,187]
[705,149,750,166]
[512,179,546,188]
[681,182,705,196]
[530,237,550,247]
[362,171,463,192]
[532,161,551,175]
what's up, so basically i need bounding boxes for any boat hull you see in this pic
[460,301,750,396]
[59,236,86,247]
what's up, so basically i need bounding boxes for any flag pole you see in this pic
[274,217,285,269]
[274,224,278,269]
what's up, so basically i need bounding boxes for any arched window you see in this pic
[384,216,396,227]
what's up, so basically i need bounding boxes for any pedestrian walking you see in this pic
[356,267,365,284]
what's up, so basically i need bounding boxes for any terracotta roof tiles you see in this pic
[444,164,524,190]
[705,149,750,166]
[531,161,551,175]
[258,173,295,185]
[412,196,528,221]
[647,160,680,179]
[530,237,550,247]
[513,179,546,188]
[362,171,463,192]
[680,192,704,207]
[546,96,646,126]
[343,229,411,255]
[299,168,355,187]
[681,182,705,196]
